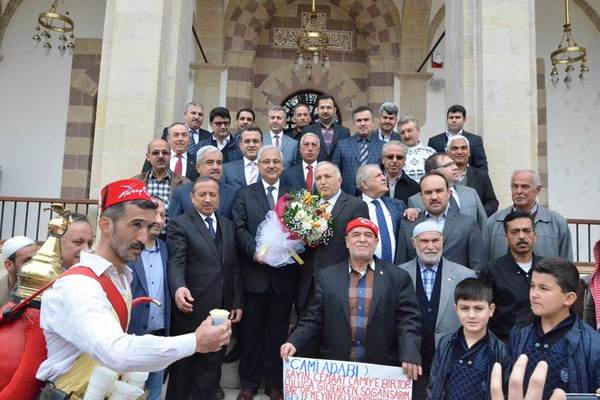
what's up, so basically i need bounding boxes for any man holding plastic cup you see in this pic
[36,178,231,399]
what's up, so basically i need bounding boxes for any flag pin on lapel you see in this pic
[379,271,383,275]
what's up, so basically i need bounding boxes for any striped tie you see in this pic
[359,138,369,165]
[248,161,258,184]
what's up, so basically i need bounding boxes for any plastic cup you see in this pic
[122,371,148,388]
[209,309,230,326]
[109,381,144,400]
[86,366,118,396]
[83,385,106,400]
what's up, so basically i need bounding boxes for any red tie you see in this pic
[174,154,183,176]
[306,165,314,191]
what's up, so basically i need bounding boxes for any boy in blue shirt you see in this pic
[427,278,510,400]
[510,257,600,398]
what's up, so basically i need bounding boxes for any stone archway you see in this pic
[0,0,24,60]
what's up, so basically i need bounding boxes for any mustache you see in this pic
[516,240,529,246]
[129,242,145,251]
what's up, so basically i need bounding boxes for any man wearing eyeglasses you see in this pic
[381,140,419,204]
[397,115,437,182]
[197,107,242,164]
[232,145,295,400]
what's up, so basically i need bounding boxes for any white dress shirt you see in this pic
[302,160,318,185]
[37,252,196,381]
[362,194,396,260]
[169,150,188,177]
[262,179,280,203]
[213,134,231,151]
[244,157,258,185]
[198,211,218,232]
[270,131,283,147]
[322,189,342,214]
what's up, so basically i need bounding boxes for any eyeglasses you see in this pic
[384,154,405,160]
[260,159,282,165]
[436,161,456,169]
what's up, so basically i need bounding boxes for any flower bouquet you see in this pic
[255,190,334,267]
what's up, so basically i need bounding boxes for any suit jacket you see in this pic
[141,152,198,182]
[128,238,171,335]
[377,196,406,239]
[385,172,420,204]
[167,212,242,333]
[428,131,488,171]
[281,163,317,193]
[462,166,498,217]
[289,260,422,366]
[263,132,299,169]
[408,184,489,248]
[303,122,350,161]
[131,171,190,203]
[297,191,369,309]
[160,126,211,153]
[168,180,237,220]
[232,180,298,295]
[222,159,248,191]
[197,135,243,164]
[372,129,401,142]
[394,209,486,270]
[331,135,385,195]
[399,257,476,345]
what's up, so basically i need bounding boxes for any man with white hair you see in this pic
[487,169,572,261]
[374,102,401,142]
[398,220,475,399]
[1,235,37,298]
[397,115,436,182]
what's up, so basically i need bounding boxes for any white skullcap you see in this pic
[2,236,35,259]
[412,221,443,238]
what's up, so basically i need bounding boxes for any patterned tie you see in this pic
[267,186,276,209]
[205,217,216,240]
[274,134,280,148]
[248,161,258,184]
[174,154,183,176]
[372,199,393,262]
[305,165,314,191]
[359,138,369,165]
[188,130,199,155]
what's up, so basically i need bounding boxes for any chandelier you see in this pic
[294,0,330,71]
[31,0,76,56]
[549,0,589,88]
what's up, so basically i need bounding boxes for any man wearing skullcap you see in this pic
[36,178,232,399]
[398,220,476,399]
[1,235,37,300]
[281,218,422,382]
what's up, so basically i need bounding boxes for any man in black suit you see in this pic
[303,94,349,161]
[281,132,319,193]
[169,145,237,219]
[159,101,211,154]
[446,134,498,216]
[222,126,263,191]
[296,161,369,319]
[166,176,243,400]
[374,102,401,142]
[427,104,488,171]
[142,123,199,181]
[235,108,255,137]
[281,218,422,379]
[381,140,419,204]
[197,107,242,164]
[233,145,296,400]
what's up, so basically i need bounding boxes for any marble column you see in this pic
[396,71,433,127]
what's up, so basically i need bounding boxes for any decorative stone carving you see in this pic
[272,11,353,51]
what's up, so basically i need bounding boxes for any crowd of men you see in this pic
[2,95,591,400]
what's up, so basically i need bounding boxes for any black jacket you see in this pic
[303,122,350,161]
[428,131,488,171]
[463,166,498,217]
[384,172,420,204]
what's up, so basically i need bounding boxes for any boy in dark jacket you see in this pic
[427,278,510,400]
[510,257,600,399]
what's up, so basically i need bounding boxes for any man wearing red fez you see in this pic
[281,217,422,380]
[36,179,232,399]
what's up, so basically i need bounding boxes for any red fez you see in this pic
[345,217,379,238]
[100,179,152,212]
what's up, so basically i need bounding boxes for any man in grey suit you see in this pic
[408,153,488,246]
[398,220,475,399]
[397,172,485,270]
[222,126,263,191]
[263,105,298,169]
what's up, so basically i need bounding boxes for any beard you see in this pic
[110,236,145,263]
[416,249,442,266]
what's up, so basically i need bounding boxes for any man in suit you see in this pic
[134,138,189,214]
[397,172,486,270]
[355,164,405,262]
[281,218,422,379]
[487,169,572,261]
[427,104,488,171]
[284,103,311,141]
[197,106,242,164]
[295,161,369,319]
[331,106,385,195]
[162,122,198,181]
[381,140,420,204]
[159,101,211,154]
[167,177,243,400]
[303,94,350,161]
[263,105,298,169]
[222,126,263,190]
[408,153,489,245]
[169,146,237,219]
[281,132,319,192]
[128,197,171,400]
[235,108,255,137]
[373,102,401,142]
[398,220,476,399]
[233,145,296,400]
[397,115,437,182]
[446,134,499,216]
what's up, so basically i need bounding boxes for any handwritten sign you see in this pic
[283,357,412,400]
